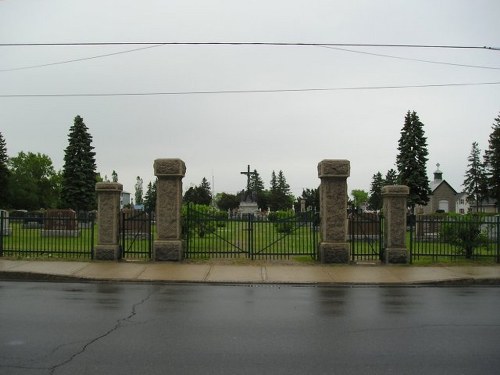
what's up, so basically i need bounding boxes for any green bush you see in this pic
[182,204,223,237]
[270,210,297,234]
[440,214,488,259]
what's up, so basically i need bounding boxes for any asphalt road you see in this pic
[1,282,499,375]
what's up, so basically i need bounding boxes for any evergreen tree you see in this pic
[61,115,97,211]
[384,169,398,185]
[183,177,212,205]
[396,110,431,212]
[463,141,488,211]
[484,113,500,212]
[135,176,144,205]
[298,188,319,211]
[368,172,384,211]
[143,180,157,213]
[248,169,265,193]
[0,131,9,207]
[269,170,294,211]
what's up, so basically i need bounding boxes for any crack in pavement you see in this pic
[48,288,157,375]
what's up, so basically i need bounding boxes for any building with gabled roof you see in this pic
[418,164,458,214]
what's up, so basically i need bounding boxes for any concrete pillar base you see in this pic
[319,242,350,263]
[384,248,408,264]
[154,240,184,261]
[94,245,121,261]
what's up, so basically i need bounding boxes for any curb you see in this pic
[2,270,500,286]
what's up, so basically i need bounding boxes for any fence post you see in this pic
[497,216,500,264]
[0,210,4,257]
[317,159,350,263]
[153,158,186,261]
[95,182,123,260]
[382,185,409,263]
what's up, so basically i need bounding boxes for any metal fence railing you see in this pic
[0,211,95,259]
[409,214,500,264]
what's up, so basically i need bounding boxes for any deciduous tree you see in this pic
[8,152,60,210]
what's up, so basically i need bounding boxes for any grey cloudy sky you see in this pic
[1,0,499,199]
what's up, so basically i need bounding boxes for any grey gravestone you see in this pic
[41,209,80,237]
[0,209,10,236]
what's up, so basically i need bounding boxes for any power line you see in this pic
[1,81,499,98]
[0,45,164,72]
[320,46,500,70]
[1,41,499,50]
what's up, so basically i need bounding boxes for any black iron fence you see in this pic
[119,210,154,260]
[409,214,500,263]
[0,211,95,259]
[184,205,319,260]
[349,212,384,262]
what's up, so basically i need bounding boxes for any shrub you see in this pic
[440,214,488,259]
[270,210,297,234]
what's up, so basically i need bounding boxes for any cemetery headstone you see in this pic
[41,209,79,237]
[0,209,10,236]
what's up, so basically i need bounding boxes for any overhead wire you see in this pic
[1,81,499,98]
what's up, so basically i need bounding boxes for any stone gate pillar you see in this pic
[95,182,123,260]
[382,185,409,263]
[153,158,186,261]
[318,160,350,263]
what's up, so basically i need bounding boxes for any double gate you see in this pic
[185,205,319,260]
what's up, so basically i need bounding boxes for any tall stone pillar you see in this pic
[382,185,409,263]
[153,158,186,261]
[95,182,123,260]
[318,160,350,263]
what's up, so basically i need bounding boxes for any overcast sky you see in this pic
[1,0,499,200]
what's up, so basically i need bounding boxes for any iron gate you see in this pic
[185,205,319,260]
[119,210,153,259]
[349,211,384,262]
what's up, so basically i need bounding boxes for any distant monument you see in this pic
[239,164,259,217]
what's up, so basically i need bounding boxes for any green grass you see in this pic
[2,222,95,258]
[185,219,318,259]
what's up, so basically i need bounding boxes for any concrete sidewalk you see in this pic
[1,259,500,285]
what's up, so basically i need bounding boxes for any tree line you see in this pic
[182,169,301,212]
[0,115,98,212]
[361,111,500,213]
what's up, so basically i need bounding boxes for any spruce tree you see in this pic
[484,113,500,212]
[61,115,97,211]
[463,141,488,211]
[368,172,384,211]
[0,131,9,207]
[143,180,157,213]
[248,169,265,194]
[396,111,431,212]
[384,169,398,185]
[269,170,294,211]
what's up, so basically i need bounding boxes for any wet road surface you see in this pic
[1,282,499,375]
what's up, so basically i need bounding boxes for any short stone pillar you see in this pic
[318,160,350,263]
[382,185,409,263]
[153,158,186,261]
[95,182,123,260]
